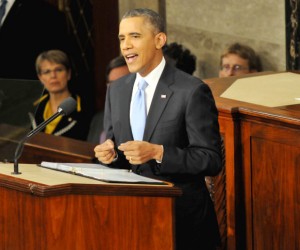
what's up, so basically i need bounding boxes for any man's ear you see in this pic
[155,32,167,49]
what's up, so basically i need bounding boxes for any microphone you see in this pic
[12,97,77,175]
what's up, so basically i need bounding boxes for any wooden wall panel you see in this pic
[93,0,120,111]
[215,111,244,250]
[0,172,179,250]
[243,122,300,250]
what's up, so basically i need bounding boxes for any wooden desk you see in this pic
[0,163,181,250]
[22,132,97,163]
[0,123,97,164]
[204,71,300,250]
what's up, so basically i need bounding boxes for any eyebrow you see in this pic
[118,32,141,39]
[129,32,141,36]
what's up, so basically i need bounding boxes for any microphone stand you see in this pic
[11,96,76,175]
[12,111,63,175]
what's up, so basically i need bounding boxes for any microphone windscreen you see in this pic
[58,97,77,115]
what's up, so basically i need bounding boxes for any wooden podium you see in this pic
[0,163,181,250]
[204,71,300,250]
[0,131,181,249]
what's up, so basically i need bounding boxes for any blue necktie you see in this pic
[0,0,7,26]
[131,78,148,140]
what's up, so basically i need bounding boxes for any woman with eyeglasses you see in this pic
[29,49,90,141]
[219,42,262,77]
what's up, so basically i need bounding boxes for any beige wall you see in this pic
[119,0,286,78]
[119,0,159,18]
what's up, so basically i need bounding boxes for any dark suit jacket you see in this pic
[87,110,104,143]
[104,63,222,249]
[0,0,69,80]
[30,94,90,141]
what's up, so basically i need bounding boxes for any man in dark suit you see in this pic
[94,8,222,250]
[0,0,69,80]
[87,55,130,144]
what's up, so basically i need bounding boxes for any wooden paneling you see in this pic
[21,132,97,163]
[243,122,300,250]
[93,0,120,111]
[0,189,175,250]
[0,164,181,250]
[204,71,300,250]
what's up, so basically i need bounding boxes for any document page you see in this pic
[40,162,166,185]
[221,72,300,107]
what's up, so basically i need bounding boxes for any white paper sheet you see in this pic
[40,162,166,185]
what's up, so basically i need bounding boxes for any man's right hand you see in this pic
[94,139,116,164]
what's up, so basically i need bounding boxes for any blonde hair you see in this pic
[36,50,70,74]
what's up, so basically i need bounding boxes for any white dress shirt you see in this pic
[130,57,166,117]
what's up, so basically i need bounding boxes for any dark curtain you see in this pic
[286,0,300,70]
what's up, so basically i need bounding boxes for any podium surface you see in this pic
[0,163,181,250]
[204,71,300,250]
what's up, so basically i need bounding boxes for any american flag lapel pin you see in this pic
[161,94,167,99]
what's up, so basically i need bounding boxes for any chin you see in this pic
[127,66,138,73]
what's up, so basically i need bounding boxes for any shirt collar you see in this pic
[136,57,166,87]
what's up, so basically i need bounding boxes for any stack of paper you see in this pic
[40,162,166,185]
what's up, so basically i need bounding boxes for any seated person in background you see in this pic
[219,42,262,77]
[105,56,131,82]
[163,42,196,75]
[30,50,90,141]
[87,55,130,143]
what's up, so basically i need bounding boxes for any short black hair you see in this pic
[106,56,127,81]
[122,8,165,34]
[163,42,196,75]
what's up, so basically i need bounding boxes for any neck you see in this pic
[49,91,71,113]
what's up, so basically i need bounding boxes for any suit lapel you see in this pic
[143,64,174,141]
[4,0,23,21]
[0,0,22,33]
[119,74,136,140]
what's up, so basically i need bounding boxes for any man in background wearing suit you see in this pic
[94,8,222,250]
[0,0,69,80]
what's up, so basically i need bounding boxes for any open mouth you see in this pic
[125,54,138,63]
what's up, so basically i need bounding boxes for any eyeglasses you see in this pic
[220,64,249,72]
[40,67,66,76]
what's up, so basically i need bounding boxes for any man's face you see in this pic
[219,53,253,78]
[108,65,130,83]
[118,16,165,77]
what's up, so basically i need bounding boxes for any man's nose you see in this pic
[122,37,132,50]
[227,68,235,76]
